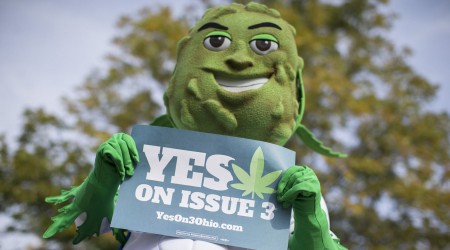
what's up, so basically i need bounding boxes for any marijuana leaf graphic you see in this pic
[230,147,282,199]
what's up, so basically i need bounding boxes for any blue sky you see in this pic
[0,0,449,248]
[0,0,198,147]
[384,0,450,112]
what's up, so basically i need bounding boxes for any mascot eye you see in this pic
[249,39,279,55]
[204,36,231,51]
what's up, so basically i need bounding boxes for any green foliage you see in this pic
[1,0,449,249]
[231,147,282,199]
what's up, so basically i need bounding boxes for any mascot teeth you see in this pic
[216,77,269,92]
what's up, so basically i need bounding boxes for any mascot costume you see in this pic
[44,3,347,250]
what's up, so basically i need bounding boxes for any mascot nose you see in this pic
[225,58,254,71]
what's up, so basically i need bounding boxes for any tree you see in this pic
[0,0,448,249]
[252,0,449,249]
[1,5,191,250]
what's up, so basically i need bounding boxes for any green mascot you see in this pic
[44,2,347,250]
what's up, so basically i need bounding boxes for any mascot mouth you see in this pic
[215,77,269,92]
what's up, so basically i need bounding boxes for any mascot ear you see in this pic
[294,61,347,158]
[295,59,305,127]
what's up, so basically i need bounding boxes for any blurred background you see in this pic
[0,0,449,249]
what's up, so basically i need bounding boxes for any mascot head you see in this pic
[165,2,303,146]
[164,2,344,157]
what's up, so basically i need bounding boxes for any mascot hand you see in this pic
[277,166,346,250]
[277,165,321,213]
[43,133,138,244]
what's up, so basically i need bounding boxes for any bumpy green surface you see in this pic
[165,3,303,146]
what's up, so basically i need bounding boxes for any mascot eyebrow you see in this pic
[248,22,282,30]
[198,22,228,31]
[198,22,282,32]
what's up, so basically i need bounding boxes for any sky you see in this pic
[0,0,449,249]
[0,0,200,147]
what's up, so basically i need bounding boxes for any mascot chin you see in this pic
[44,2,347,250]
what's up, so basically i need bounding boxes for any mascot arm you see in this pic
[278,166,347,250]
[43,133,138,244]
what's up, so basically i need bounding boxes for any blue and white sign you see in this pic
[111,125,295,250]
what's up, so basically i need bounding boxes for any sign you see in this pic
[111,125,295,250]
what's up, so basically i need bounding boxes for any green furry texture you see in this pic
[164,2,344,157]
[164,2,302,146]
